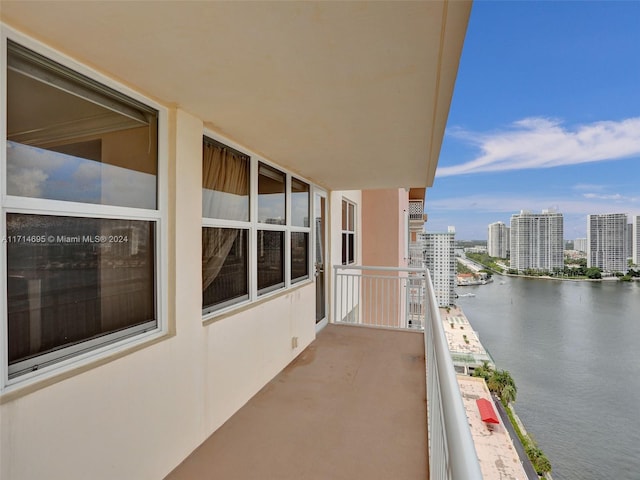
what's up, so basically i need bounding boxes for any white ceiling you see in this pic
[1,1,471,191]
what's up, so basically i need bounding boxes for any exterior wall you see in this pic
[1,88,318,480]
[587,213,628,273]
[422,229,456,307]
[510,211,564,272]
[634,216,640,266]
[329,190,361,323]
[487,221,507,258]
[361,189,409,268]
[574,238,588,253]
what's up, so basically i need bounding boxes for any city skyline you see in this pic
[425,1,640,240]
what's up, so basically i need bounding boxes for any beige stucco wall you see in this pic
[361,189,409,268]
[0,108,317,480]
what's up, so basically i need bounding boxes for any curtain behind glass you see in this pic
[202,141,249,221]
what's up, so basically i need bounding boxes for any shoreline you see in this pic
[443,305,553,479]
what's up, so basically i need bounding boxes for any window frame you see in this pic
[341,199,356,265]
[0,28,169,389]
[290,177,310,284]
[201,131,312,321]
[201,135,251,314]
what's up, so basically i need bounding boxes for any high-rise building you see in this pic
[628,223,634,260]
[632,216,640,266]
[510,210,564,273]
[422,226,456,307]
[587,213,628,273]
[574,238,588,253]
[487,221,508,258]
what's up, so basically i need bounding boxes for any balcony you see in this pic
[165,267,481,480]
[409,199,428,224]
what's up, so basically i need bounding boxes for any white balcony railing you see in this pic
[333,265,482,480]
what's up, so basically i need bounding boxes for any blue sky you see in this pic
[427,1,640,240]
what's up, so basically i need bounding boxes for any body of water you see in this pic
[456,276,640,480]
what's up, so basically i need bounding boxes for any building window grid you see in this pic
[202,134,312,319]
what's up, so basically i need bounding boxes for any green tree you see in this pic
[585,267,602,279]
[501,384,517,405]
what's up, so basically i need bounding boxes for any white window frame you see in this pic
[0,27,169,390]
[201,136,251,314]
[289,176,311,285]
[342,199,356,265]
[201,130,312,322]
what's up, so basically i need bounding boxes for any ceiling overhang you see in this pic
[1,1,471,191]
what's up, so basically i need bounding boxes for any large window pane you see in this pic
[202,138,250,221]
[7,213,156,376]
[257,230,284,292]
[258,163,285,225]
[291,178,309,227]
[202,228,248,311]
[7,41,158,209]
[291,232,309,281]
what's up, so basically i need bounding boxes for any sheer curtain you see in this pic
[202,142,249,291]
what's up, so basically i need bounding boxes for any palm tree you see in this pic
[501,384,517,405]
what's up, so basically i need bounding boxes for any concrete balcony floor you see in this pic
[165,324,428,480]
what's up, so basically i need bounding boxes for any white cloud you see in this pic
[426,193,639,216]
[7,168,48,197]
[437,117,640,177]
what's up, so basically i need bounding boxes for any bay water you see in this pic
[456,276,640,480]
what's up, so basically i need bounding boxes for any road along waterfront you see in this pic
[456,275,640,480]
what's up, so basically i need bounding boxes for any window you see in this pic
[290,178,310,282]
[202,138,250,312]
[202,136,312,315]
[4,40,163,380]
[257,162,286,294]
[291,231,309,281]
[342,199,356,265]
[258,163,285,225]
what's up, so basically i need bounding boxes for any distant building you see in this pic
[422,226,456,307]
[628,223,634,260]
[633,216,640,266]
[487,221,508,258]
[574,238,588,253]
[510,210,564,273]
[587,213,628,273]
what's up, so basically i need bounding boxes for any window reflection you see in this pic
[7,214,156,373]
[258,163,285,225]
[7,41,158,209]
[291,178,309,227]
[257,230,284,292]
[202,228,249,310]
[202,139,250,221]
[291,232,309,281]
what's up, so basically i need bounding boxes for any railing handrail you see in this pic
[424,270,483,480]
[333,264,426,273]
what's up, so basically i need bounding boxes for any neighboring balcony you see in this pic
[165,266,482,480]
[409,199,428,225]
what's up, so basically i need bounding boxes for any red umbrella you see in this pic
[476,398,500,424]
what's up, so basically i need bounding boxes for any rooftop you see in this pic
[165,324,428,480]
[441,306,494,371]
[458,376,527,480]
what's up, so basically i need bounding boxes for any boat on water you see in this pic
[458,292,476,298]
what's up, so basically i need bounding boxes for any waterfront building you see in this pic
[422,227,457,307]
[0,4,483,480]
[574,237,588,253]
[633,216,640,266]
[487,221,508,258]
[587,213,628,273]
[510,210,564,273]
[628,223,634,260]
